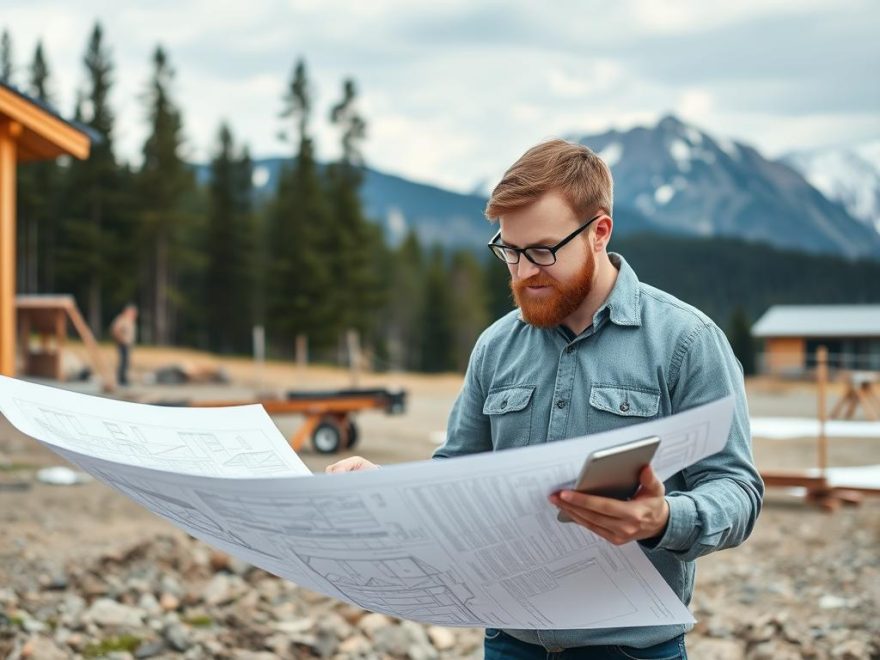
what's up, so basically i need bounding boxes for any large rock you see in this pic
[357,612,393,638]
[21,636,68,660]
[427,626,456,650]
[85,598,145,628]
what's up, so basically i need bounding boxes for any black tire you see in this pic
[312,421,343,454]
[345,421,359,449]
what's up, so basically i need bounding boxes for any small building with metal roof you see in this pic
[752,304,880,375]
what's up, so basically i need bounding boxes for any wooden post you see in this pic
[295,334,308,374]
[347,328,361,388]
[0,120,21,377]
[252,325,265,393]
[66,299,115,391]
[817,345,828,476]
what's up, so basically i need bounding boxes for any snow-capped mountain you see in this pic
[783,141,880,234]
[569,116,880,258]
[193,117,880,258]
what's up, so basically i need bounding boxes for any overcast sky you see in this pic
[5,0,879,193]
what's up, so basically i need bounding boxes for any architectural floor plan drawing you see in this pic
[0,375,736,629]
[0,377,310,477]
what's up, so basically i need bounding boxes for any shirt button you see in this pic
[619,402,630,412]
[556,400,566,409]
[565,345,575,354]
[500,400,507,409]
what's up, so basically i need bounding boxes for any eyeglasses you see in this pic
[487,213,604,266]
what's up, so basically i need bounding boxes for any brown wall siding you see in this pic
[763,337,805,374]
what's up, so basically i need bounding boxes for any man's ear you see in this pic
[592,215,613,252]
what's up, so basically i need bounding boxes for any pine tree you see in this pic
[449,250,489,371]
[326,78,382,339]
[17,41,60,294]
[727,306,756,375]
[0,30,13,84]
[268,58,333,353]
[385,229,425,370]
[58,23,127,335]
[204,122,254,353]
[419,246,455,372]
[138,45,193,344]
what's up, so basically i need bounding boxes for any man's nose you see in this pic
[514,256,540,280]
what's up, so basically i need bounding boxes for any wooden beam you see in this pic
[0,86,90,161]
[0,120,19,376]
[65,300,116,392]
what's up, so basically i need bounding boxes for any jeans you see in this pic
[117,344,130,386]
[484,629,687,660]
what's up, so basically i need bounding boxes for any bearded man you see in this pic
[328,139,763,659]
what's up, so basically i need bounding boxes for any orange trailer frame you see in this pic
[161,388,406,454]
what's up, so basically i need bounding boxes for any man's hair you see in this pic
[485,139,613,222]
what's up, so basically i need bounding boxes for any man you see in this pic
[110,303,137,387]
[328,140,763,659]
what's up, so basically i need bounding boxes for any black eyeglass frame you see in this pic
[487,213,605,266]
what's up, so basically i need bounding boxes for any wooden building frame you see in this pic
[0,82,92,376]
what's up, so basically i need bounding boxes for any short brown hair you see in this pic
[485,139,613,221]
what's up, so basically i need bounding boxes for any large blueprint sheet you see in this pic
[0,376,734,629]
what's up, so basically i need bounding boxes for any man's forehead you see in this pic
[498,197,580,244]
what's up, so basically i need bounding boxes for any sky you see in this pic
[4,0,879,194]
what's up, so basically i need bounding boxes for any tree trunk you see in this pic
[154,230,168,344]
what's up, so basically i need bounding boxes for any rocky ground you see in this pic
[1,349,878,658]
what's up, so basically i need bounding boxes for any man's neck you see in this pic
[561,252,619,336]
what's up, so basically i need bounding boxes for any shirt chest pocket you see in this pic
[588,384,661,432]
[483,385,536,449]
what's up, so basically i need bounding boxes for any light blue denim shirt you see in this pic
[433,252,763,650]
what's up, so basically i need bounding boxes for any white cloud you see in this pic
[2,0,877,193]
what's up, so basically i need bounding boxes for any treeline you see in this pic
[5,26,880,376]
[3,24,502,372]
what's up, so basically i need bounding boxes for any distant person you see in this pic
[110,304,138,386]
[327,140,763,659]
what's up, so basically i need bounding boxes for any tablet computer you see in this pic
[557,435,661,523]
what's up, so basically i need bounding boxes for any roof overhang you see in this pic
[0,84,90,161]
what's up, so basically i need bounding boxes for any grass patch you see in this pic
[82,635,142,658]
[0,463,39,473]
[184,614,214,627]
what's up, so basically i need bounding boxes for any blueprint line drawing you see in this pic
[0,377,309,477]
[0,375,736,629]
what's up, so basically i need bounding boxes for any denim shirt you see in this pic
[433,253,764,649]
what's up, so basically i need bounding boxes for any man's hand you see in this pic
[325,456,380,473]
[549,465,669,545]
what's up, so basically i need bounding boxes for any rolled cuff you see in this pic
[654,493,699,552]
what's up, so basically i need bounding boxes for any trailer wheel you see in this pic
[345,421,359,449]
[312,420,343,454]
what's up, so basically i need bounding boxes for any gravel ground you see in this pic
[1,349,878,658]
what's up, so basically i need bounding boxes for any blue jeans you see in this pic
[117,344,130,386]
[484,630,687,659]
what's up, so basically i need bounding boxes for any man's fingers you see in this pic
[324,456,379,473]
[555,505,625,544]
[556,490,628,518]
[636,465,664,497]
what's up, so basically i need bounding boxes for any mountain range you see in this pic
[194,115,880,259]
[782,141,880,235]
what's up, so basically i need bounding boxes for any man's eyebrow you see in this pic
[501,237,556,248]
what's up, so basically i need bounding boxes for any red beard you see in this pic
[511,253,595,328]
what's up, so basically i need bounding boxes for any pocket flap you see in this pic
[589,385,660,417]
[483,385,535,415]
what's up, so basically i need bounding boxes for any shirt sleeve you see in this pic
[642,322,764,562]
[432,335,492,459]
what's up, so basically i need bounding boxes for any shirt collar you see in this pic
[598,252,642,328]
[514,252,642,329]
